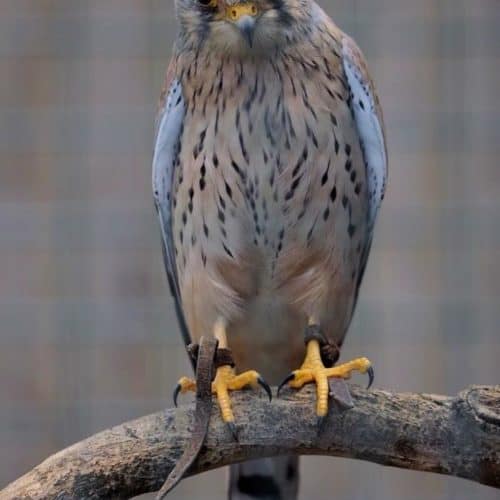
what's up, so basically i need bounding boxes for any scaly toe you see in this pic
[212,366,271,430]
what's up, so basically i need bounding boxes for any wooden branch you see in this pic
[2,385,499,499]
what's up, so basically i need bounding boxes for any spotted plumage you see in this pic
[153,0,387,497]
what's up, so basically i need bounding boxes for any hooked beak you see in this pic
[237,16,256,47]
[225,3,258,47]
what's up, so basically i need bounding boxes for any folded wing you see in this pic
[152,66,191,349]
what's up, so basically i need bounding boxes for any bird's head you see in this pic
[175,0,309,55]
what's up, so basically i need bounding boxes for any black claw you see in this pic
[173,384,181,408]
[277,373,295,397]
[226,421,239,441]
[366,366,375,389]
[317,415,328,433]
[258,376,273,402]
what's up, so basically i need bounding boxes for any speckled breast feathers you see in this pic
[153,5,387,369]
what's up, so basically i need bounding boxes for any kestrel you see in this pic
[153,0,387,496]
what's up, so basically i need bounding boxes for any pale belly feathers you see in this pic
[171,55,369,376]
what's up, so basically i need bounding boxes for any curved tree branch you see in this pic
[2,385,499,499]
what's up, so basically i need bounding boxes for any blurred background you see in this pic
[0,0,499,498]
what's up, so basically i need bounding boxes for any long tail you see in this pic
[227,296,304,500]
[228,456,299,500]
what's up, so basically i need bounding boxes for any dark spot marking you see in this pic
[231,159,246,181]
[330,185,337,202]
[264,107,276,147]
[306,122,319,148]
[235,107,241,128]
[287,111,296,139]
[192,128,207,159]
[222,242,234,258]
[219,195,226,210]
[292,146,308,178]
[321,172,328,186]
[215,107,220,135]
[263,149,269,164]
[290,173,302,191]
[239,131,249,163]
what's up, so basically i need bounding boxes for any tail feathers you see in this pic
[228,456,299,500]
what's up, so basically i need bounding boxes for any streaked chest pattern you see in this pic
[171,42,370,287]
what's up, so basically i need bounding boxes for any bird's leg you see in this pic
[278,319,374,418]
[174,318,271,435]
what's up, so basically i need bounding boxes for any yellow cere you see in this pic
[226,3,258,21]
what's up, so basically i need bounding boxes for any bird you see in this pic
[152,0,387,497]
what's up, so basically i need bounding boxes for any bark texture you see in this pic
[2,385,499,499]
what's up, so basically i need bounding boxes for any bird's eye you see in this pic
[198,0,217,7]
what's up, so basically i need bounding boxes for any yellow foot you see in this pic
[173,365,271,435]
[278,340,374,417]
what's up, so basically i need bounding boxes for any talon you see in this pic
[277,373,295,397]
[317,415,327,433]
[173,383,181,407]
[366,366,375,389]
[258,376,272,401]
[226,421,239,441]
[283,335,374,416]
[212,365,267,429]
[172,376,196,407]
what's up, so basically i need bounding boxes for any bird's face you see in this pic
[176,0,298,55]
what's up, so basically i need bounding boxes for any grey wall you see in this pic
[0,1,498,498]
